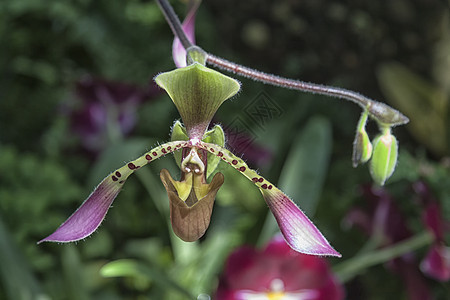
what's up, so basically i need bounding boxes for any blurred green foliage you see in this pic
[0,0,449,299]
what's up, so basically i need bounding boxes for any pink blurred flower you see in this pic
[216,235,344,300]
[69,76,159,152]
[345,185,432,300]
[414,181,450,281]
[172,1,199,68]
[420,244,450,281]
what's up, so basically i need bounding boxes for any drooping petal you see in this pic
[420,244,450,281]
[261,187,341,257]
[172,1,199,68]
[160,168,224,242]
[198,141,341,257]
[38,141,189,243]
[155,63,240,139]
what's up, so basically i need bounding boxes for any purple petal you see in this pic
[420,244,450,281]
[38,178,123,243]
[198,141,340,257]
[39,141,189,243]
[262,188,341,257]
[172,3,198,68]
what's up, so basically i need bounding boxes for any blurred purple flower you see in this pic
[345,186,411,246]
[420,243,450,281]
[69,76,159,151]
[345,186,431,300]
[216,235,344,300]
[413,181,450,281]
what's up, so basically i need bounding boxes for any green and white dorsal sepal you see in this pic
[155,62,240,140]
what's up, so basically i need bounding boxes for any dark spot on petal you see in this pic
[115,171,121,177]
[261,184,268,189]
[239,166,246,172]
[167,146,172,151]
[112,175,118,181]
[152,151,158,156]
[162,148,167,154]
[128,163,137,170]
[146,154,152,161]
[232,160,238,165]
[218,152,223,157]
[258,178,264,183]
[252,177,258,182]
[119,180,125,184]
[210,148,214,152]
[268,185,273,190]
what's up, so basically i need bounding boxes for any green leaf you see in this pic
[279,116,332,216]
[258,116,332,245]
[100,259,192,298]
[87,138,154,187]
[0,216,44,300]
[61,245,89,300]
[377,62,449,155]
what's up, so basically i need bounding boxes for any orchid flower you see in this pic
[216,235,344,300]
[39,48,340,257]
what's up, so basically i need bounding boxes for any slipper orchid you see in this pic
[40,48,340,257]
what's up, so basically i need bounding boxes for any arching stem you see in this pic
[155,0,409,126]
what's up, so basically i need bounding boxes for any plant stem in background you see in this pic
[333,231,433,283]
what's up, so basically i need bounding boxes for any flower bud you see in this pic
[369,131,398,185]
[352,128,373,167]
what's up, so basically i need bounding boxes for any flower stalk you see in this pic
[334,231,434,283]
[155,0,409,127]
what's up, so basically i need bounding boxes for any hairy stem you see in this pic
[156,0,409,126]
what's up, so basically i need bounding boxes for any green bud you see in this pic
[352,128,373,167]
[369,130,398,185]
[352,110,372,167]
